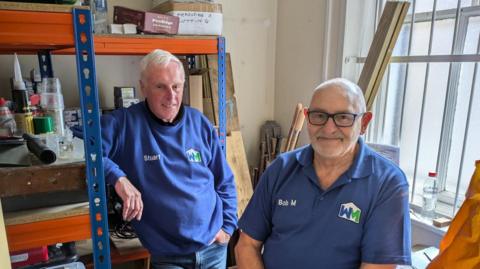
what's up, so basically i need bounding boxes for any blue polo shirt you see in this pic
[239,138,411,268]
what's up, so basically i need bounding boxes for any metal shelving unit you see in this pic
[0,3,226,269]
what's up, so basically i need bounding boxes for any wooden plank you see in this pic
[0,200,12,269]
[226,131,253,218]
[357,1,410,110]
[0,162,86,198]
[207,54,240,134]
[189,75,203,112]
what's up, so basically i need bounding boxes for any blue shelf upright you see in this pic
[72,8,111,269]
[217,37,226,153]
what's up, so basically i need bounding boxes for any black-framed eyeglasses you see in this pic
[306,110,364,127]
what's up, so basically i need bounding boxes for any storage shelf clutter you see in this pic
[0,2,227,269]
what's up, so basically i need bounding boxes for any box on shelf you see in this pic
[10,246,49,269]
[113,6,179,34]
[64,107,82,128]
[151,1,223,35]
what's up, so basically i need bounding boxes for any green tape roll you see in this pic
[33,116,54,134]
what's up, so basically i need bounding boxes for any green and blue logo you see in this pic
[186,148,202,163]
[338,202,361,223]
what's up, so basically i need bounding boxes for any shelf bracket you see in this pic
[72,8,111,269]
[37,50,54,78]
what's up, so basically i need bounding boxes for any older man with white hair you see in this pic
[235,78,411,269]
[99,49,237,269]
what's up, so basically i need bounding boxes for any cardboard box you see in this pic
[151,1,223,35]
[113,6,179,34]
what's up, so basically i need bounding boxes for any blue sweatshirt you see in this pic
[99,102,237,256]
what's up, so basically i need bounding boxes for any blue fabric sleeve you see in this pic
[100,112,127,186]
[70,115,126,185]
[361,171,412,265]
[238,162,275,242]
[208,127,238,235]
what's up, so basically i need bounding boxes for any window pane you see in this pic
[382,63,407,145]
[393,24,411,56]
[461,0,480,8]
[436,0,460,11]
[401,63,450,204]
[416,0,471,13]
[399,63,427,185]
[431,19,455,54]
[463,16,480,54]
[411,21,432,55]
[445,62,479,197]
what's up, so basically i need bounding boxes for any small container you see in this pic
[422,171,439,219]
[40,77,62,94]
[44,109,65,136]
[40,93,64,110]
[33,116,54,135]
[0,98,16,137]
[14,112,34,135]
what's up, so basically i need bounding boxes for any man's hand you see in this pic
[213,229,231,245]
[114,177,143,221]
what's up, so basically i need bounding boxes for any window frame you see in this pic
[357,1,480,217]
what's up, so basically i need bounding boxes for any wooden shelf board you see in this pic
[0,162,86,198]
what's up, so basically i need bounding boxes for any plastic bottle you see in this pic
[422,171,439,219]
[59,128,74,160]
[0,98,16,137]
[92,0,108,34]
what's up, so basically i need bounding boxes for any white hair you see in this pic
[140,49,185,82]
[313,78,367,113]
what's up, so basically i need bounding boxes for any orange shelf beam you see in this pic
[0,9,74,51]
[6,214,91,252]
[0,8,219,55]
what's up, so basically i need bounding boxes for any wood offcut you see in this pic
[357,1,410,110]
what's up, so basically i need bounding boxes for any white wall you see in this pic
[0,0,277,166]
[274,0,345,147]
[219,0,277,164]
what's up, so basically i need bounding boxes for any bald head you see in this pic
[312,78,366,113]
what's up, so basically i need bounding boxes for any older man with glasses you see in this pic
[235,78,412,269]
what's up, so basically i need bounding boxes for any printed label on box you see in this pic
[168,11,222,35]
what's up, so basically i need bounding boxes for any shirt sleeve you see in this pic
[100,112,127,186]
[71,113,127,186]
[208,126,238,235]
[238,162,275,242]
[361,170,412,265]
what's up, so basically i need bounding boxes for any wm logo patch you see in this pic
[338,202,361,224]
[186,148,202,163]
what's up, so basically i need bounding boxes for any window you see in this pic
[346,0,480,217]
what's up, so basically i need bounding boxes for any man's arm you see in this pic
[360,169,412,266]
[360,263,398,269]
[100,113,143,221]
[235,231,264,269]
[208,126,238,236]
